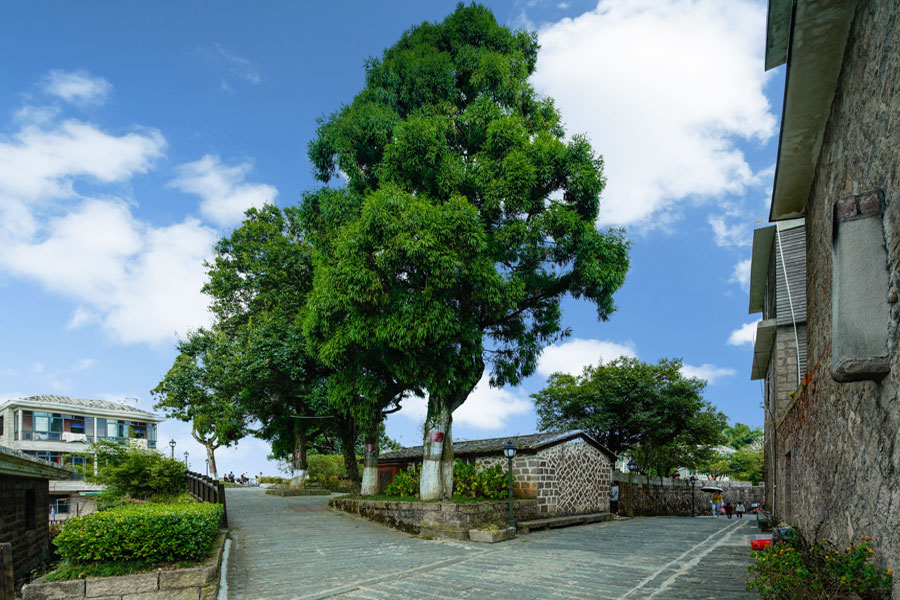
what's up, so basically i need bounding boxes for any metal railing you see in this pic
[186,470,228,527]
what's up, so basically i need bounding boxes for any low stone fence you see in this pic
[329,497,539,540]
[614,474,764,517]
[21,531,227,600]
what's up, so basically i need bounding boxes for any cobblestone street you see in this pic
[225,487,760,600]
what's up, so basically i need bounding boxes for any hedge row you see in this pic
[54,502,224,564]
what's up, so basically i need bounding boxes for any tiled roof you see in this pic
[379,430,615,461]
[4,395,160,420]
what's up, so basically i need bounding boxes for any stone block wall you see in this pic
[329,497,538,540]
[614,474,764,517]
[0,474,50,587]
[776,1,900,595]
[475,440,612,516]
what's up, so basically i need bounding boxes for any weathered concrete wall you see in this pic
[777,1,900,595]
[329,497,538,540]
[0,474,50,587]
[21,531,227,600]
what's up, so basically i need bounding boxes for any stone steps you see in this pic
[517,512,613,533]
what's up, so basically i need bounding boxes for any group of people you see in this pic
[710,491,746,518]
[608,481,747,518]
[224,472,255,485]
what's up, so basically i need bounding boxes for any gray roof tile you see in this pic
[379,430,615,461]
[6,395,160,420]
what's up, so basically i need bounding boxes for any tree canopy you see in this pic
[301,3,629,499]
[531,356,726,468]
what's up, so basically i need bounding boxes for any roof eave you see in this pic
[769,0,856,221]
[751,319,778,380]
[749,226,776,314]
[764,0,792,71]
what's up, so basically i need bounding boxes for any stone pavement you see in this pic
[225,487,760,600]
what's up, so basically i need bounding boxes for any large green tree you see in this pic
[302,4,629,499]
[152,328,249,480]
[532,357,726,461]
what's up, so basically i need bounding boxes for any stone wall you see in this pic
[329,497,538,540]
[613,474,764,517]
[777,1,900,595]
[0,474,50,587]
[21,531,227,600]
[475,440,612,516]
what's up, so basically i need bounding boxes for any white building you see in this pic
[0,395,163,518]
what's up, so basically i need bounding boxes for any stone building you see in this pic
[747,218,806,511]
[0,446,73,588]
[760,0,899,592]
[378,431,616,516]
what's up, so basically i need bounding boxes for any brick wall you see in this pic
[0,474,51,586]
[776,1,900,595]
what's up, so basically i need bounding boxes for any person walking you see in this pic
[724,502,734,519]
[609,481,620,518]
[711,491,723,517]
[736,502,745,518]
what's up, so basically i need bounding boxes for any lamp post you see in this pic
[183,451,189,468]
[169,439,176,459]
[205,459,209,477]
[690,475,698,518]
[627,459,638,517]
[503,440,517,529]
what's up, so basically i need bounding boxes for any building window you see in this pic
[23,410,64,441]
[0,414,4,437]
[14,410,18,440]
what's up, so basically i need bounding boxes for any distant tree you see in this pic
[721,422,763,450]
[302,4,629,499]
[532,357,723,457]
[151,328,248,481]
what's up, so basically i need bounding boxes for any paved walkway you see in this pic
[225,487,760,600]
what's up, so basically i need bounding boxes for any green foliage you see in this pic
[83,442,187,500]
[308,453,348,484]
[453,460,509,499]
[54,503,223,564]
[259,476,289,484]
[532,357,726,459]
[384,466,420,497]
[301,3,630,497]
[748,530,892,599]
[722,422,763,450]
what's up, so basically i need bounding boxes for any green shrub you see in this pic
[54,502,223,564]
[259,476,288,484]
[83,441,187,500]
[384,466,419,497]
[308,454,347,481]
[748,529,892,600]
[453,460,509,499]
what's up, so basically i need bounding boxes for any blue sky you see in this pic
[0,0,779,476]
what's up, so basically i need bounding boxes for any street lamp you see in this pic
[169,439,176,459]
[689,475,698,518]
[205,458,209,477]
[627,459,638,517]
[183,451,189,468]
[503,440,517,529]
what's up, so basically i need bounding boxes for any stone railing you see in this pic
[614,473,764,517]
[187,470,228,527]
[21,532,227,600]
[330,497,538,540]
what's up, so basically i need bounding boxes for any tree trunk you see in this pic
[360,424,379,496]
[420,400,453,500]
[206,444,218,481]
[338,418,360,486]
[290,424,309,489]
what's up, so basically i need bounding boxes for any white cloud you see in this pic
[397,373,533,431]
[199,43,262,89]
[532,0,775,227]
[728,320,759,346]
[681,363,736,385]
[42,70,112,105]
[709,215,751,248]
[729,258,752,291]
[66,306,100,330]
[169,155,277,227]
[0,119,165,204]
[536,338,636,377]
